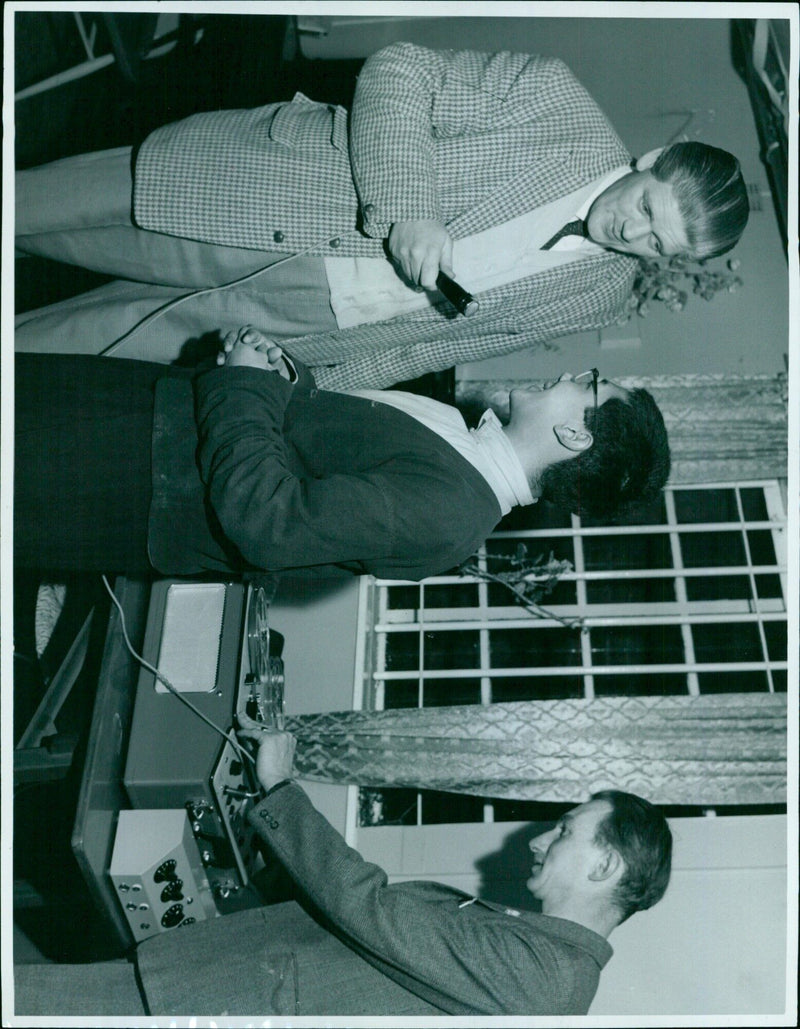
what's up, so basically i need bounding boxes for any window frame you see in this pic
[351,479,788,829]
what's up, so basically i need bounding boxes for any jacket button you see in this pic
[328,237,341,248]
[270,819,279,829]
[310,388,318,398]
[273,230,285,243]
[363,203,375,217]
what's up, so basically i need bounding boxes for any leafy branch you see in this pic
[459,544,582,630]
[623,255,742,320]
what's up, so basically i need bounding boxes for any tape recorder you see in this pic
[107,578,285,943]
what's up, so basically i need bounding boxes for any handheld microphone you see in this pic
[436,272,480,317]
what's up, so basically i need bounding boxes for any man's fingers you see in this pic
[418,251,441,291]
[439,236,455,281]
[238,325,270,350]
[233,326,282,359]
[404,240,441,288]
[388,220,452,288]
[238,710,268,729]
[237,710,283,737]
[237,710,264,734]
[391,251,416,287]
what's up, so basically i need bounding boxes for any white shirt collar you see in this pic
[471,409,534,514]
[345,390,534,516]
[578,163,632,220]
[545,164,633,254]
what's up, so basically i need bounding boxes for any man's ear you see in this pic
[588,847,624,884]
[635,147,664,172]
[553,424,593,454]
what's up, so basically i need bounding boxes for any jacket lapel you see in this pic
[446,158,594,240]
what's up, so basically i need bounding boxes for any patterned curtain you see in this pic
[456,372,789,484]
[284,692,786,806]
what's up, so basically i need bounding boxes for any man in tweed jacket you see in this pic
[13,723,673,1017]
[16,43,748,390]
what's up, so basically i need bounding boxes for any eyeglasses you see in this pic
[573,368,599,414]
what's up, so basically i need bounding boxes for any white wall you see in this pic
[356,813,790,1017]
[592,814,788,1016]
[271,575,360,831]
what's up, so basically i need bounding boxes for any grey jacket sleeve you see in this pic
[308,251,636,391]
[248,783,564,1015]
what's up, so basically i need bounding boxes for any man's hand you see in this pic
[237,711,296,792]
[387,220,454,290]
[217,326,292,378]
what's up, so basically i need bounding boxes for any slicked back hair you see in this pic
[651,141,749,259]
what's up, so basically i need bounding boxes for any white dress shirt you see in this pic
[325,166,631,330]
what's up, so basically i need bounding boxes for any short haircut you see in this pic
[651,141,749,259]
[590,790,673,923]
[537,389,670,522]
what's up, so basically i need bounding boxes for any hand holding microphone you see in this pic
[387,220,479,317]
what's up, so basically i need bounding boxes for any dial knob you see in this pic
[160,879,184,902]
[153,859,178,883]
[161,903,184,928]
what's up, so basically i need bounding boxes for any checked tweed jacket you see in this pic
[133,43,637,391]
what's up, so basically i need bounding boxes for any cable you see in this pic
[98,229,478,357]
[101,574,257,768]
[98,233,356,357]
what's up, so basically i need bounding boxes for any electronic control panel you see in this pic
[109,809,218,943]
[108,579,285,941]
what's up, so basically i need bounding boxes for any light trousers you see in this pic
[15,147,337,362]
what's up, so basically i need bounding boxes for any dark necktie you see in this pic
[540,218,587,250]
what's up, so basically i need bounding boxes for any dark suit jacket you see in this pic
[148,362,502,579]
[136,783,612,1015]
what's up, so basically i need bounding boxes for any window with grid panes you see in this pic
[355,481,788,827]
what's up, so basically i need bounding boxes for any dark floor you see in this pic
[13,573,119,962]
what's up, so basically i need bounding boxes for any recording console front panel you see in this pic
[109,809,217,944]
[111,579,285,941]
